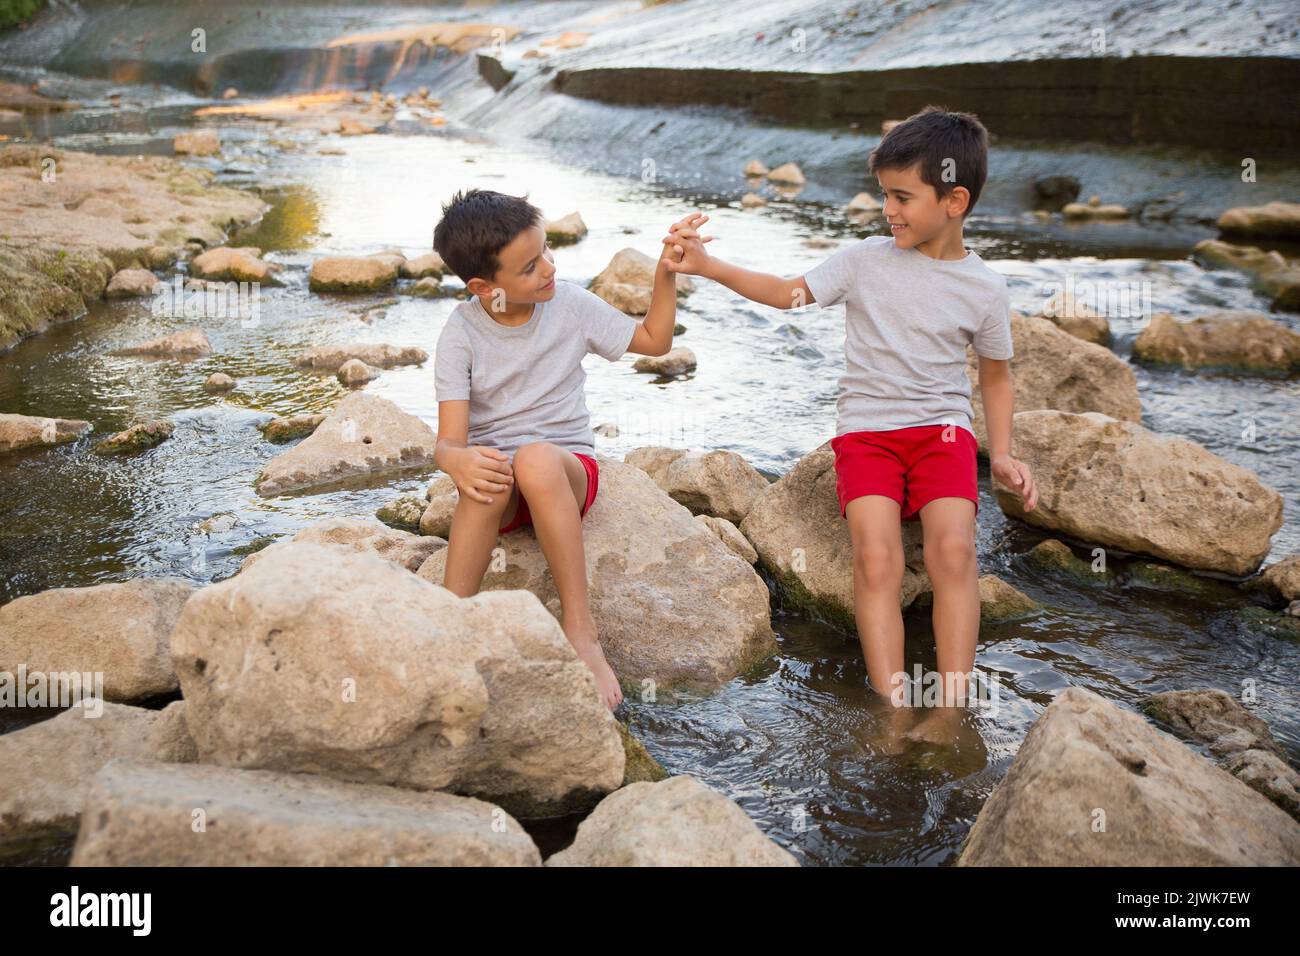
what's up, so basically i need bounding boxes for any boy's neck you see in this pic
[909,224,969,261]
[476,295,536,326]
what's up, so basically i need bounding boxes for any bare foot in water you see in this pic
[857,697,920,756]
[564,615,623,710]
[903,706,964,746]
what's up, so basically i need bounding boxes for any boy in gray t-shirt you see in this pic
[432,188,702,710]
[662,108,1039,740]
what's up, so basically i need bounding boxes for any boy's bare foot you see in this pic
[563,614,623,710]
[903,706,963,746]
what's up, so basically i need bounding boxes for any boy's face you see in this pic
[877,163,967,249]
[467,223,557,307]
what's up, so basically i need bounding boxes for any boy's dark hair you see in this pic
[868,106,989,216]
[433,188,544,283]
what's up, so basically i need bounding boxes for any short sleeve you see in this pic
[434,317,473,401]
[802,241,862,308]
[573,285,638,361]
[974,284,1014,360]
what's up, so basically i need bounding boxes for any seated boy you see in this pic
[662,107,1038,724]
[432,188,702,709]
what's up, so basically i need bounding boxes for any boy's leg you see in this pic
[917,496,979,707]
[845,494,907,701]
[511,442,622,709]
[442,486,515,598]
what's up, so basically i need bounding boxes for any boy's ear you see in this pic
[465,277,493,297]
[946,186,971,218]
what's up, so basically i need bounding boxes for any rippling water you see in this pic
[2,77,1298,865]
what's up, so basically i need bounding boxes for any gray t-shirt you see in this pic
[434,279,638,459]
[804,235,1014,437]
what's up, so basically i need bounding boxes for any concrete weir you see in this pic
[549,56,1300,153]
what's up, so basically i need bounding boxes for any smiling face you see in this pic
[877,162,968,250]
[465,223,557,308]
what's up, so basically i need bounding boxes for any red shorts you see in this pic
[830,425,978,523]
[498,452,600,534]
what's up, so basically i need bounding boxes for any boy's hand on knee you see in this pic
[447,446,514,504]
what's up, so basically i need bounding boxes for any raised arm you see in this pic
[663,219,815,310]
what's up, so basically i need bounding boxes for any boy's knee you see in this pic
[923,532,975,576]
[512,442,564,489]
[853,541,903,588]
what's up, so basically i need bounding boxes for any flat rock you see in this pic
[71,760,541,866]
[1141,689,1282,758]
[173,129,220,156]
[1133,310,1300,373]
[958,687,1300,865]
[0,413,91,453]
[255,392,437,496]
[0,577,194,702]
[400,251,447,279]
[995,411,1283,575]
[309,256,400,293]
[190,246,280,284]
[111,328,212,358]
[1217,201,1300,240]
[239,517,444,575]
[417,459,776,696]
[0,702,195,837]
[294,342,428,371]
[171,541,625,817]
[546,775,798,867]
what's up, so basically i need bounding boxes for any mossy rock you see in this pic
[375,494,427,532]
[92,420,174,456]
[1235,605,1300,641]
[616,720,669,785]
[1126,561,1238,601]
[1025,538,1116,586]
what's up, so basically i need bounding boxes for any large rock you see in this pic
[967,313,1140,454]
[625,446,770,524]
[1217,201,1300,240]
[1141,689,1283,757]
[171,542,624,817]
[309,256,400,293]
[0,146,264,353]
[0,413,91,453]
[111,328,212,358]
[739,442,930,633]
[1133,310,1300,373]
[957,687,1300,865]
[255,392,437,496]
[190,246,280,284]
[71,760,541,866]
[995,411,1282,575]
[0,578,194,702]
[1037,291,1109,345]
[240,518,444,575]
[696,515,758,565]
[417,459,776,695]
[589,248,692,315]
[293,342,428,372]
[0,702,195,837]
[546,775,797,867]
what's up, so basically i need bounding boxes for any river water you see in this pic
[1,3,1298,866]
